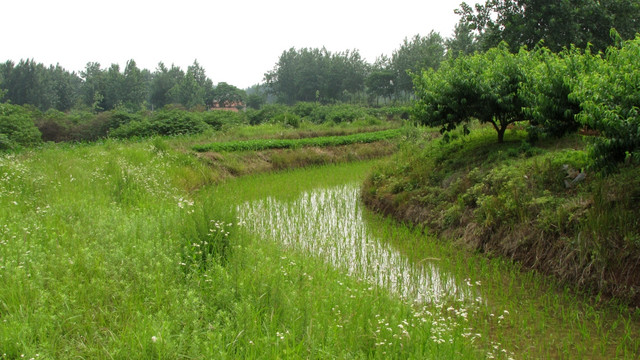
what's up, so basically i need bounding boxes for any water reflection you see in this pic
[238,183,472,303]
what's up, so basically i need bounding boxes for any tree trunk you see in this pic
[497,125,507,143]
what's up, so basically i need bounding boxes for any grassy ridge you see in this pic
[362,125,640,305]
[192,128,401,152]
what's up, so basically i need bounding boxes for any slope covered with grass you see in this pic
[363,126,640,305]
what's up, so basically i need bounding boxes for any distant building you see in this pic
[211,101,244,112]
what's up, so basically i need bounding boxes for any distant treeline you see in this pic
[0,60,247,113]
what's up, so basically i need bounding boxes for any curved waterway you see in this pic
[238,183,472,304]
[216,161,639,359]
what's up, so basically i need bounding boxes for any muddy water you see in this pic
[238,183,472,303]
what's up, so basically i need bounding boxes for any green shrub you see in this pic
[202,110,245,130]
[326,104,370,123]
[109,119,155,139]
[35,109,72,142]
[522,47,584,139]
[0,103,42,148]
[0,133,16,150]
[246,104,288,125]
[572,35,640,172]
[151,109,210,136]
[272,112,301,128]
[292,101,320,118]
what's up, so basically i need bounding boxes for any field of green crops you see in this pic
[192,128,401,152]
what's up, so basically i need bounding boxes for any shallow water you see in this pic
[238,183,472,303]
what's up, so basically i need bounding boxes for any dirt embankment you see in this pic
[361,149,640,307]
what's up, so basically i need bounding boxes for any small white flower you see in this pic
[152,335,158,343]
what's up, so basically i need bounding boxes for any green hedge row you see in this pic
[193,128,401,152]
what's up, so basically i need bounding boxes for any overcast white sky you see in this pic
[2,0,464,89]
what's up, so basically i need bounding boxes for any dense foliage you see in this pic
[264,48,369,104]
[572,35,640,172]
[0,103,42,150]
[413,44,527,143]
[456,0,640,52]
[0,59,246,112]
[264,33,447,105]
[413,35,640,172]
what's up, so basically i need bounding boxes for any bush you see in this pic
[367,106,411,121]
[0,133,16,150]
[109,119,156,139]
[110,108,212,138]
[572,35,640,172]
[326,104,371,123]
[0,103,42,149]
[522,47,584,139]
[246,104,288,125]
[272,112,301,128]
[35,109,72,142]
[202,110,245,130]
[292,102,320,118]
[150,109,211,136]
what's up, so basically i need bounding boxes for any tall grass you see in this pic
[0,140,233,358]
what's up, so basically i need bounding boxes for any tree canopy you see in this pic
[1,59,234,112]
[413,44,527,143]
[456,0,640,52]
[264,47,368,105]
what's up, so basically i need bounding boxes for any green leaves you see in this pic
[412,44,526,142]
[572,35,640,172]
[0,103,42,149]
[265,48,368,104]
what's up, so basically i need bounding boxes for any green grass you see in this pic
[364,124,640,303]
[216,161,640,359]
[2,133,639,359]
[192,128,402,152]
[0,143,482,359]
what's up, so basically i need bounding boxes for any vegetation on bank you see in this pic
[363,125,640,304]
[361,33,640,305]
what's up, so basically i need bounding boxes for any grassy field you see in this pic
[1,126,639,359]
[0,141,482,359]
